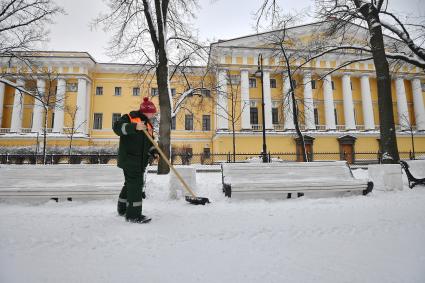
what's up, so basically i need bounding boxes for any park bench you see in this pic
[221,161,373,199]
[400,160,425,189]
[0,165,122,201]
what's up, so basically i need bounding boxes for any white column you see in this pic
[303,72,315,130]
[323,74,336,130]
[240,69,251,130]
[410,78,425,131]
[31,79,45,133]
[0,82,5,128]
[360,74,375,130]
[53,78,66,133]
[283,76,295,130]
[395,77,410,130]
[10,78,25,132]
[85,81,92,134]
[262,70,273,129]
[216,69,228,130]
[341,73,356,130]
[75,78,87,133]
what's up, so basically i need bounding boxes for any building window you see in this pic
[249,78,257,88]
[350,82,353,90]
[171,88,176,96]
[314,108,319,125]
[93,113,103,130]
[112,113,121,127]
[272,108,279,124]
[66,83,78,92]
[151,88,158,96]
[202,115,211,131]
[133,87,140,96]
[291,79,297,89]
[185,114,193,130]
[311,80,316,89]
[421,83,425,91]
[227,75,240,85]
[334,108,338,125]
[114,87,122,96]
[270,79,277,88]
[171,116,176,130]
[201,88,211,97]
[203,148,211,158]
[331,81,335,90]
[250,107,258,124]
[96,86,103,96]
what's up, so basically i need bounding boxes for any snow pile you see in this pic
[0,167,425,283]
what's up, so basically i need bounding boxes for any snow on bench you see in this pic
[0,165,122,200]
[221,161,373,199]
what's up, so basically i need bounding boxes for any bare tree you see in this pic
[399,113,416,160]
[316,0,400,163]
[257,1,425,69]
[213,70,248,162]
[260,14,311,161]
[0,0,63,163]
[25,68,63,164]
[94,0,208,174]
[0,64,66,164]
[0,0,63,56]
[64,105,86,163]
[170,64,215,118]
[256,0,425,164]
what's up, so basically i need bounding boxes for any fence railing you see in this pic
[0,151,422,165]
[0,128,54,134]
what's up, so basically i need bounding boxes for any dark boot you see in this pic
[117,199,126,216]
[117,183,127,216]
[126,215,151,224]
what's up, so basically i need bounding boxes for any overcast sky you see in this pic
[45,0,424,63]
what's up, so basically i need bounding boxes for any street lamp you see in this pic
[255,54,268,163]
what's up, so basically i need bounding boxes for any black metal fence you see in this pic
[0,151,422,165]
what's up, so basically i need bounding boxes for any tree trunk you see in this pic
[357,2,399,163]
[156,57,171,174]
[232,120,236,162]
[292,92,307,162]
[68,135,73,164]
[153,0,171,174]
[281,45,307,162]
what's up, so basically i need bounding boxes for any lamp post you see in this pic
[255,54,268,163]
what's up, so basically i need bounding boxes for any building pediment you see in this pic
[210,21,401,57]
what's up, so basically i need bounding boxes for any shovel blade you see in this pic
[185,196,210,205]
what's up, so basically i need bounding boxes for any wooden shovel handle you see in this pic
[141,129,197,197]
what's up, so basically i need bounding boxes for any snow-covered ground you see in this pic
[1,166,425,283]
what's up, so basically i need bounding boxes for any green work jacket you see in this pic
[113,111,154,172]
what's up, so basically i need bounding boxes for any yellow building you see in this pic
[1,23,425,162]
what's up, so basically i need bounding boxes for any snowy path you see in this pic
[1,168,425,283]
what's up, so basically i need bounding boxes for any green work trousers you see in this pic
[119,169,144,220]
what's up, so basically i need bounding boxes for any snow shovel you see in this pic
[141,129,210,205]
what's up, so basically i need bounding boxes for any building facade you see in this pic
[1,23,425,160]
